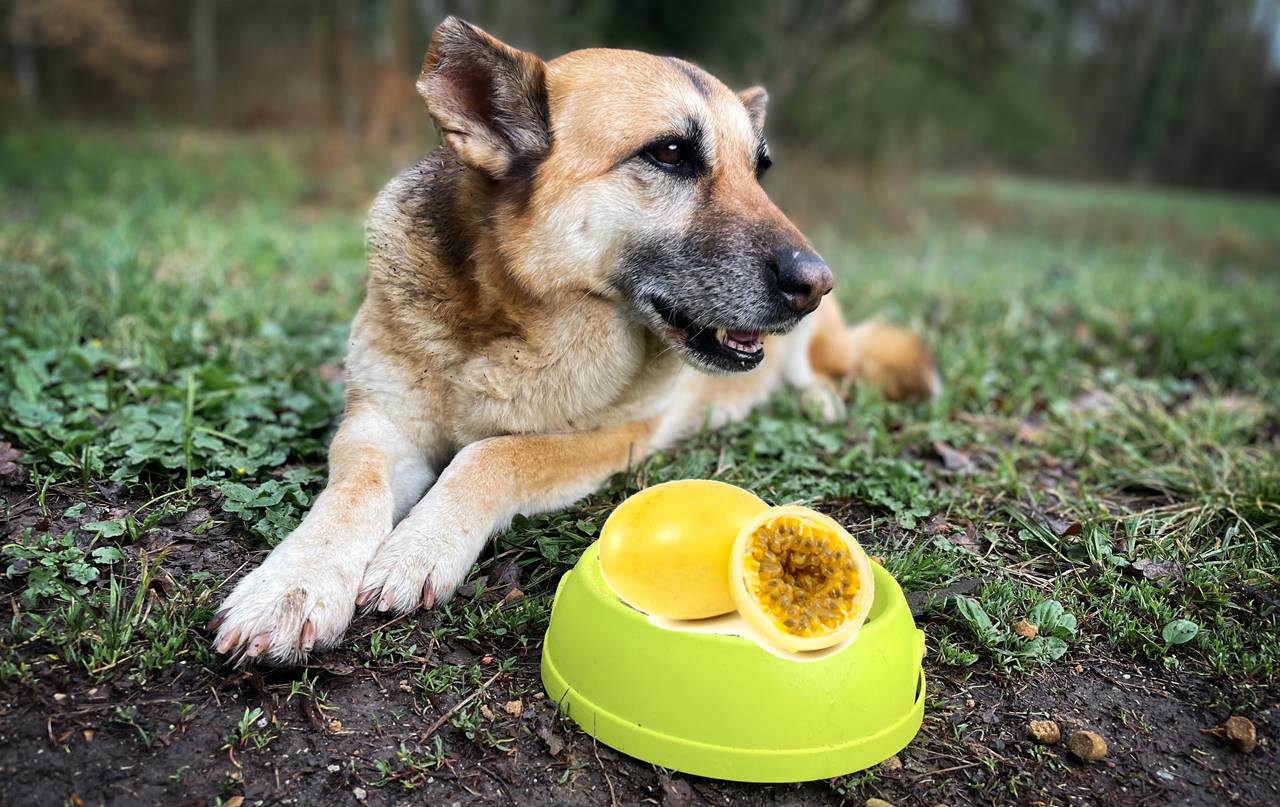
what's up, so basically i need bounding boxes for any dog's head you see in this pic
[419,17,832,373]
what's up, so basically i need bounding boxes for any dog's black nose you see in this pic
[772,249,833,314]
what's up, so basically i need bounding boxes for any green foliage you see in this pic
[1,128,1277,704]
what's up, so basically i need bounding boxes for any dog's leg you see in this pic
[359,419,654,613]
[211,406,434,663]
[807,296,941,400]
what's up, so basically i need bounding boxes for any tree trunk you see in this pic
[191,0,217,122]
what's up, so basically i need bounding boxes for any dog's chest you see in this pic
[450,306,680,439]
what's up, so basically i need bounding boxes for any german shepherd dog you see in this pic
[211,18,938,663]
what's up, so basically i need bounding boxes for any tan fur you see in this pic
[212,19,937,665]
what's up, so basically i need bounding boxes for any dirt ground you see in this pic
[2,485,1275,807]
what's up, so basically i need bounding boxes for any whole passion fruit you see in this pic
[730,506,875,653]
[599,480,768,620]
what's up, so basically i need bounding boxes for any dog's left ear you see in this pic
[417,17,550,178]
[738,86,768,132]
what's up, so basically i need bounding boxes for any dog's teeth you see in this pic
[715,328,728,343]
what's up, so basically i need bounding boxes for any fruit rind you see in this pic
[730,505,875,653]
[599,479,768,620]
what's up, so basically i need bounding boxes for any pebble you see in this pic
[1069,730,1108,762]
[864,799,895,807]
[1217,715,1257,753]
[352,787,367,802]
[1028,719,1061,745]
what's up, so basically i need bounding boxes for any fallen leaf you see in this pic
[1127,558,1183,582]
[932,440,975,473]
[659,774,696,806]
[0,442,27,484]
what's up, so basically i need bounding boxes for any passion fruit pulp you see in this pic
[731,506,875,653]
[598,479,768,620]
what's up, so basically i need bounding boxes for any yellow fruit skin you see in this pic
[730,506,876,653]
[599,480,768,620]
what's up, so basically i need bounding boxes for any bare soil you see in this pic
[1,485,1276,807]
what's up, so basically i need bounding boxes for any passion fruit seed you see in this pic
[732,509,880,655]
[741,513,862,641]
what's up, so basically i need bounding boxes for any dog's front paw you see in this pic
[358,502,482,614]
[211,545,359,665]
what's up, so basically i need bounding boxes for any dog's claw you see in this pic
[245,633,272,658]
[423,581,436,610]
[207,609,228,632]
[215,627,242,654]
[300,620,317,653]
[355,589,375,607]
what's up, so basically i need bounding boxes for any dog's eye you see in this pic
[641,138,697,176]
[756,143,772,180]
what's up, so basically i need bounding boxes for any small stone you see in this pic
[53,693,68,703]
[1028,719,1061,745]
[1013,619,1038,640]
[1214,716,1257,753]
[880,754,903,772]
[352,787,367,802]
[503,700,523,717]
[399,680,413,692]
[1069,730,1108,762]
[1074,664,1084,674]
[864,799,896,807]
[326,764,340,773]
[480,704,495,720]
[83,729,94,742]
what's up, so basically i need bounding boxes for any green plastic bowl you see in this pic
[541,542,925,782]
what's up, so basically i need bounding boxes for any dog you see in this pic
[210,17,938,664]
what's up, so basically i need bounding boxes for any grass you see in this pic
[1,126,1278,799]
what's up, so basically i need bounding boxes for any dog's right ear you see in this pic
[417,17,550,179]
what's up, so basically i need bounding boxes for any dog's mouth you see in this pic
[650,297,767,372]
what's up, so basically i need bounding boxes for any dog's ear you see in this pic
[418,17,550,178]
[738,86,768,132]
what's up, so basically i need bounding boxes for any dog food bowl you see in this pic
[540,542,925,782]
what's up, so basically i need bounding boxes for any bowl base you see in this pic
[542,642,925,783]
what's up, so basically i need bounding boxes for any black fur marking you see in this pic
[404,149,472,271]
[665,57,711,99]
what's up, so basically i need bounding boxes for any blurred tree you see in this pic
[1,0,1276,190]
[5,0,171,99]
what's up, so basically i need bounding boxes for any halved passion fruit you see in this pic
[599,480,768,620]
[730,506,875,653]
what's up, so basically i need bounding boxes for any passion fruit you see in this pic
[599,480,768,620]
[730,506,875,653]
